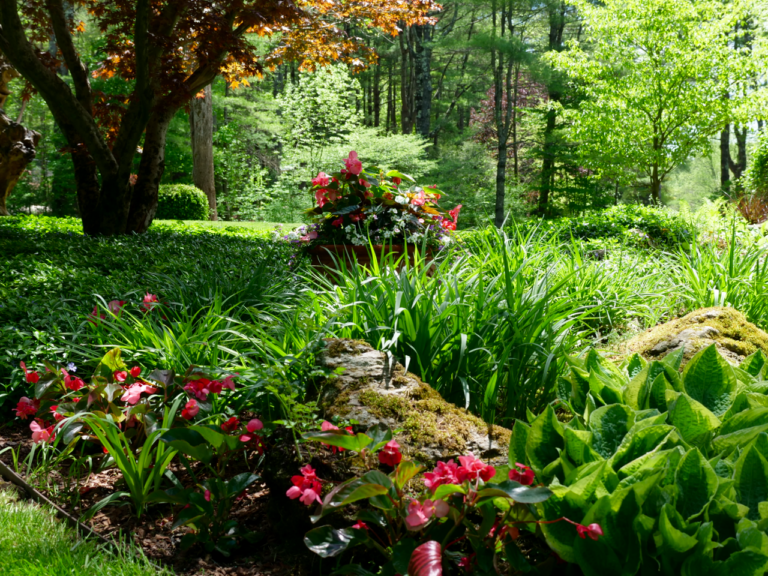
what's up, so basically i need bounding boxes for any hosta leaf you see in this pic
[661,347,686,372]
[712,424,768,456]
[720,408,768,437]
[683,344,738,417]
[609,424,674,471]
[477,480,552,504]
[740,351,766,378]
[734,445,768,520]
[625,353,646,380]
[658,503,698,553]
[589,404,635,459]
[525,406,564,476]
[668,392,721,449]
[508,420,530,467]
[675,448,718,520]
[564,428,603,467]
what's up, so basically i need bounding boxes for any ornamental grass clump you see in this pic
[294,150,462,248]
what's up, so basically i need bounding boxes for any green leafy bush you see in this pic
[742,131,768,199]
[514,204,693,248]
[156,184,210,221]
[512,344,768,576]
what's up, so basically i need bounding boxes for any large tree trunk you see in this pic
[539,98,558,215]
[126,107,174,233]
[413,24,433,139]
[189,84,216,220]
[730,125,747,184]
[0,108,40,215]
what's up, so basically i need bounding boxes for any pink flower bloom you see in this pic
[61,369,85,392]
[577,523,603,541]
[89,306,106,323]
[411,191,426,207]
[378,440,403,467]
[320,421,353,453]
[509,462,535,486]
[315,188,328,207]
[332,217,344,227]
[286,465,322,506]
[247,419,263,432]
[424,459,460,492]
[207,380,223,395]
[222,375,237,391]
[181,399,199,420]
[221,416,240,433]
[141,293,159,312]
[392,177,402,185]
[352,520,369,530]
[441,219,457,231]
[20,361,40,384]
[114,371,128,382]
[184,378,212,401]
[30,419,54,444]
[107,300,126,316]
[321,420,339,432]
[344,151,363,175]
[456,453,495,483]
[204,489,211,502]
[449,204,462,223]
[350,212,364,222]
[359,178,371,188]
[129,366,141,378]
[14,397,39,420]
[120,383,158,405]
[50,405,64,422]
[405,499,449,530]
[312,172,331,187]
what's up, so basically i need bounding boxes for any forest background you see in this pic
[4,0,768,228]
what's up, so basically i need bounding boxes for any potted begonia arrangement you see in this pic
[276,151,461,268]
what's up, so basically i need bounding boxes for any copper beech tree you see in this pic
[0,0,438,235]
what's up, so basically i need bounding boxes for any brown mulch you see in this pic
[0,420,318,575]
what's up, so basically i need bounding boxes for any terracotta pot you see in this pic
[307,243,430,272]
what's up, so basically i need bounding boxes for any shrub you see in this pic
[156,184,210,220]
[512,344,768,576]
[742,131,768,199]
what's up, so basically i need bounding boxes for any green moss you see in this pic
[325,339,370,358]
[624,307,768,367]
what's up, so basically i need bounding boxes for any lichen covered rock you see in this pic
[316,339,511,465]
[622,307,768,368]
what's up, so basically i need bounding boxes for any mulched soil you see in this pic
[0,420,318,575]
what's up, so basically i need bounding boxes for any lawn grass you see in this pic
[0,489,168,576]
[152,219,302,231]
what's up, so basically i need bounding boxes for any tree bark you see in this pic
[539,98,558,215]
[720,125,731,192]
[0,108,40,215]
[189,84,216,220]
[495,143,508,226]
[650,163,661,204]
[373,62,381,128]
[730,125,747,183]
[126,106,174,233]
[413,24,433,139]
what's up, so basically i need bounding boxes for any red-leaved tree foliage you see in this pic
[0,0,439,235]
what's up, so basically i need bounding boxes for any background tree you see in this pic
[548,0,765,204]
[0,0,438,235]
[189,85,216,220]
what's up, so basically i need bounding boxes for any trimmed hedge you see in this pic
[157,184,210,221]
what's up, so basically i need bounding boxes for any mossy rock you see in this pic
[317,339,511,465]
[621,307,768,368]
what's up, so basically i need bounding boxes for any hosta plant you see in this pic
[292,423,602,575]
[510,344,768,576]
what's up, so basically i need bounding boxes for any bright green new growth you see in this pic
[516,344,768,576]
[156,184,210,221]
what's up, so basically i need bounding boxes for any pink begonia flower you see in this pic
[184,378,213,401]
[359,178,372,188]
[120,383,158,405]
[405,499,449,530]
[411,191,426,207]
[221,416,240,433]
[320,420,353,453]
[108,300,126,315]
[50,405,64,422]
[61,369,85,391]
[222,375,237,391]
[247,419,263,432]
[14,397,39,419]
[312,172,331,187]
[352,520,369,530]
[456,453,496,483]
[300,231,319,242]
[441,219,457,231]
[509,462,535,486]
[332,217,344,227]
[449,204,462,223]
[286,464,322,506]
[114,370,128,382]
[181,399,199,420]
[20,361,40,384]
[392,177,402,185]
[577,523,604,541]
[424,459,460,492]
[129,366,141,378]
[141,293,159,312]
[378,440,403,467]
[204,489,211,502]
[315,188,328,207]
[344,151,363,175]
[30,419,54,444]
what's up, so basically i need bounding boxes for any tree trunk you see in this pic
[413,24,433,139]
[189,84,217,220]
[720,125,731,192]
[0,108,40,215]
[495,143,508,227]
[650,163,661,204]
[373,62,381,128]
[730,125,747,183]
[126,107,174,233]
[539,98,559,215]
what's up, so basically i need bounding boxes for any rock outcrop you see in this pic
[315,339,511,465]
[621,307,768,368]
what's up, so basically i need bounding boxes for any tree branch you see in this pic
[45,0,92,112]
